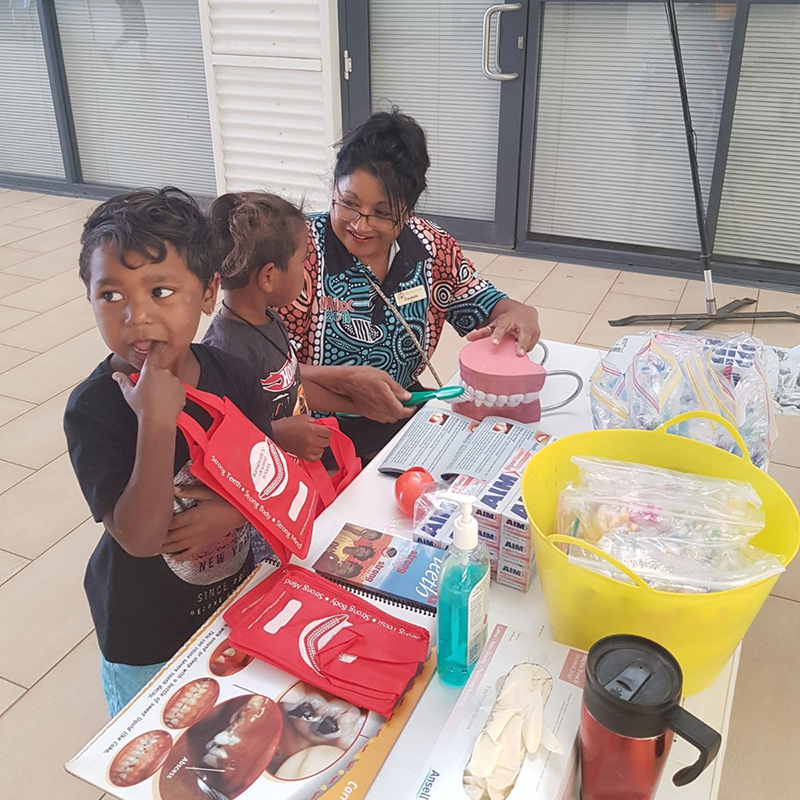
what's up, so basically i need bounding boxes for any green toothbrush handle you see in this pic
[339,389,444,414]
[337,393,431,415]
[402,390,438,407]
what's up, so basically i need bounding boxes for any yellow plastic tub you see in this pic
[522,411,799,694]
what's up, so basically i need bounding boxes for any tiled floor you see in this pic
[0,188,797,799]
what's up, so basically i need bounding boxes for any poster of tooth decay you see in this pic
[66,570,435,800]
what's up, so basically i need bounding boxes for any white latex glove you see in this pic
[463,663,563,800]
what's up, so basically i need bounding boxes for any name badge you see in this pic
[394,285,426,307]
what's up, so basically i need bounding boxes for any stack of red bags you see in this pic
[223,565,431,717]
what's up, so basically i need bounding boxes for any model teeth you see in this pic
[452,380,539,409]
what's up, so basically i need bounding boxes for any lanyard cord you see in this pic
[221,301,291,361]
[362,270,444,389]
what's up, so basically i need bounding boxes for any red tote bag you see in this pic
[134,378,319,563]
[298,418,362,513]
[224,565,430,717]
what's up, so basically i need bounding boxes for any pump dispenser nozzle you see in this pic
[443,492,479,550]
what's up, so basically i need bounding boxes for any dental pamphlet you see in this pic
[379,409,554,481]
[66,564,435,800]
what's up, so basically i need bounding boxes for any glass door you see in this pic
[54,0,216,195]
[0,0,216,198]
[517,1,735,258]
[0,4,65,180]
[345,0,798,282]
[341,0,529,246]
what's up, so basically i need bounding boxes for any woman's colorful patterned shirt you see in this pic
[278,212,506,388]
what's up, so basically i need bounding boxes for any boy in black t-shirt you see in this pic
[64,188,274,716]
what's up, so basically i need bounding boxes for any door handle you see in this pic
[482,3,522,81]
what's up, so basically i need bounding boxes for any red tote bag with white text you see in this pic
[132,378,318,562]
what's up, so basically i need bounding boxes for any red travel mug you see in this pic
[580,635,721,800]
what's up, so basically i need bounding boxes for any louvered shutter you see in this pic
[206,0,332,210]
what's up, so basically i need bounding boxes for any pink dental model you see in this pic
[453,336,582,423]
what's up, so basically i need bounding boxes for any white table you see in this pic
[299,340,739,800]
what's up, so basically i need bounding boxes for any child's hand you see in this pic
[113,341,185,425]
[272,415,332,461]
[163,486,246,561]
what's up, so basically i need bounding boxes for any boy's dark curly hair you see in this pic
[334,108,430,219]
[78,187,214,287]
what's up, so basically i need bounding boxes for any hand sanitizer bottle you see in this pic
[437,494,490,687]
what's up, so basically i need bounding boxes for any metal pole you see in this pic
[610,2,797,330]
[36,0,82,188]
[664,0,717,315]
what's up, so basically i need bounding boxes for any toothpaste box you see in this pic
[411,625,584,800]
[499,490,534,564]
[413,522,500,583]
[412,512,502,582]
[478,523,501,549]
[412,474,486,550]
[500,535,531,563]
[451,473,488,496]
[412,507,455,550]
[496,553,536,592]
[412,471,516,589]
[474,448,533,535]
[493,487,536,593]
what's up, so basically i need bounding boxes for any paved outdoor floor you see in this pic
[0,188,797,798]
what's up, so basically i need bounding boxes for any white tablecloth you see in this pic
[300,340,738,800]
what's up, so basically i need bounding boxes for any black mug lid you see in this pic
[584,634,683,739]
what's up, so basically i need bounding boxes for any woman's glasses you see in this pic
[332,200,399,232]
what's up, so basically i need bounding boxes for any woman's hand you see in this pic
[163,486,246,561]
[340,366,414,423]
[272,415,333,461]
[467,299,541,356]
[302,364,414,423]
